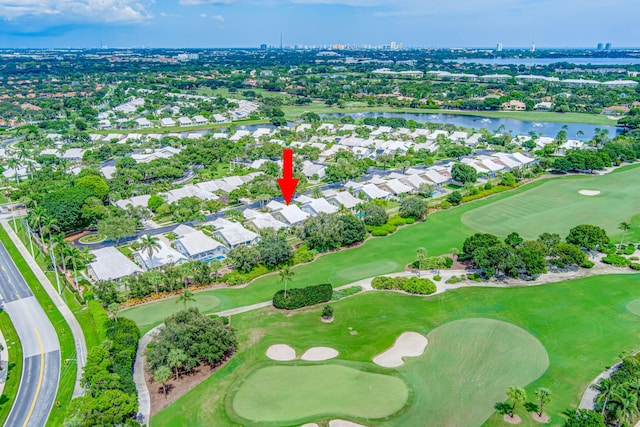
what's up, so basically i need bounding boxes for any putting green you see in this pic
[120,293,221,328]
[626,299,640,316]
[229,364,409,424]
[461,166,640,238]
[393,318,549,427]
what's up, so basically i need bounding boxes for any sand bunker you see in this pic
[329,420,367,427]
[373,332,428,368]
[300,424,319,427]
[301,347,339,361]
[266,344,296,361]
[579,189,601,196]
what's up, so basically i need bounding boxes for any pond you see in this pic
[320,112,622,141]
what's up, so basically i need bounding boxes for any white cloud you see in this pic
[211,14,224,21]
[179,0,235,5]
[0,0,151,23]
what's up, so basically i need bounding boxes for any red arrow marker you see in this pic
[277,149,299,205]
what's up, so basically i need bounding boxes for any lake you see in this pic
[320,112,622,141]
[445,57,640,66]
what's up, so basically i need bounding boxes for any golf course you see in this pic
[120,164,640,426]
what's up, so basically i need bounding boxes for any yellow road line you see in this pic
[22,327,44,427]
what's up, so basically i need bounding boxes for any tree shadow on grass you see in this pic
[524,402,539,413]
[495,402,511,415]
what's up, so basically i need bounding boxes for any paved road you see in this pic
[0,240,60,427]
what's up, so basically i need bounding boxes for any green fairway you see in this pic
[462,166,640,239]
[121,294,221,328]
[151,274,640,427]
[124,167,640,334]
[395,318,548,427]
[229,364,409,425]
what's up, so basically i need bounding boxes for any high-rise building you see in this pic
[496,42,503,52]
[597,43,604,50]
[260,44,267,50]
[530,42,536,53]
[605,42,612,50]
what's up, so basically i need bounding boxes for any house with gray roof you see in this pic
[173,225,228,261]
[87,247,143,282]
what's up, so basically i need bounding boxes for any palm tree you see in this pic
[40,215,59,243]
[154,366,172,398]
[279,266,294,300]
[64,246,86,289]
[610,386,638,425]
[450,247,459,262]
[535,387,551,417]
[506,386,527,418]
[593,378,615,416]
[29,205,47,244]
[176,289,195,308]
[415,247,427,277]
[619,221,631,246]
[6,157,20,184]
[139,234,161,271]
[167,348,187,380]
[51,233,69,273]
[107,303,121,322]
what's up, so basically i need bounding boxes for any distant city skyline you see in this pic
[0,0,638,49]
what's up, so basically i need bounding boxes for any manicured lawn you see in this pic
[151,274,640,427]
[0,227,76,427]
[229,364,409,425]
[462,165,640,239]
[121,294,222,329]
[0,311,22,425]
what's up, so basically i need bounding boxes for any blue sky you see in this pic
[0,0,638,49]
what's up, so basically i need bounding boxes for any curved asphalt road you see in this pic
[0,240,60,427]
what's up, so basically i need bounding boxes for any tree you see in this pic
[416,247,427,277]
[564,409,606,427]
[551,243,589,268]
[619,221,631,245]
[500,172,517,187]
[298,213,344,252]
[463,233,501,257]
[97,216,137,245]
[167,348,187,380]
[362,202,388,226]
[107,303,121,322]
[506,386,527,418]
[505,232,524,248]
[399,196,428,219]
[139,234,161,270]
[450,247,459,261]
[538,232,562,255]
[339,214,366,246]
[177,289,196,308]
[227,245,260,273]
[451,163,478,184]
[154,366,172,398]
[322,305,333,319]
[535,387,552,417]
[257,232,293,269]
[279,266,294,300]
[447,191,462,205]
[566,224,610,251]
[147,195,165,212]
[75,175,110,202]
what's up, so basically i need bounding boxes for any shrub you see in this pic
[88,300,108,341]
[273,283,333,310]
[630,256,639,261]
[440,201,451,209]
[331,286,362,300]
[388,216,409,227]
[445,275,463,284]
[433,275,441,281]
[602,254,631,267]
[293,244,318,264]
[630,263,640,271]
[467,273,483,282]
[370,223,397,236]
[623,244,637,255]
[581,260,595,268]
[447,191,462,205]
[484,182,492,190]
[371,276,436,295]
[322,305,334,318]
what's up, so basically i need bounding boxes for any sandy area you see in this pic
[329,420,367,427]
[504,414,522,424]
[301,347,339,361]
[300,424,319,427]
[373,332,428,368]
[532,413,550,423]
[266,344,296,361]
[579,189,601,196]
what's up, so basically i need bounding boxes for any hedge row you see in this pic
[371,276,436,295]
[87,300,108,342]
[273,283,333,310]
[602,254,631,267]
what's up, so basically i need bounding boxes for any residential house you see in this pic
[133,240,187,270]
[87,247,143,282]
[209,218,260,248]
[173,225,229,261]
[160,118,176,127]
[300,198,339,216]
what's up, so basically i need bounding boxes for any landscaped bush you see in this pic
[293,244,318,264]
[87,300,108,341]
[467,273,483,282]
[388,216,411,227]
[623,244,637,255]
[273,283,333,310]
[371,276,436,295]
[581,260,595,269]
[331,286,362,300]
[630,263,640,271]
[445,275,464,284]
[440,201,451,209]
[433,275,441,281]
[369,223,397,236]
[602,254,631,267]
[461,185,513,203]
[222,265,269,286]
